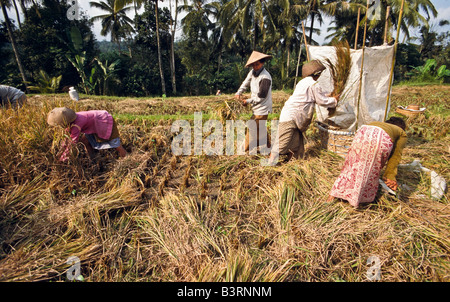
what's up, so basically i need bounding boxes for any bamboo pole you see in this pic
[294,49,301,89]
[384,6,391,44]
[355,0,370,131]
[301,21,310,62]
[294,20,308,88]
[354,7,361,50]
[383,0,405,121]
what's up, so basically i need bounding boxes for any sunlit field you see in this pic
[0,85,448,282]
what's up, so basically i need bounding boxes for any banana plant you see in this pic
[66,51,91,94]
[95,58,121,95]
[436,65,450,83]
[61,26,94,94]
[27,70,62,93]
[410,59,450,83]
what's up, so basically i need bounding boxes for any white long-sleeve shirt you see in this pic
[0,85,25,105]
[235,68,272,115]
[279,77,337,131]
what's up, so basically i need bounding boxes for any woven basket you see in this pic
[315,121,355,157]
[395,106,424,118]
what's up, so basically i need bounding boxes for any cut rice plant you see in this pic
[0,86,448,282]
[324,40,352,102]
[211,98,244,122]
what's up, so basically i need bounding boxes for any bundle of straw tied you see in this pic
[213,98,245,122]
[324,40,352,117]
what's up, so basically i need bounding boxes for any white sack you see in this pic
[309,45,395,132]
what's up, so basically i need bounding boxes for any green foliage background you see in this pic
[0,0,449,96]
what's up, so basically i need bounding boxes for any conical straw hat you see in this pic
[245,51,272,67]
[47,107,77,127]
[302,60,326,77]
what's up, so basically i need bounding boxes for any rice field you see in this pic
[0,85,448,282]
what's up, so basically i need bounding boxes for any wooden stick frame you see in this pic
[384,6,391,44]
[383,0,405,121]
[301,21,310,62]
[354,7,361,50]
[294,20,309,88]
[355,0,370,131]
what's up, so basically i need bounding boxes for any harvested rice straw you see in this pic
[324,40,352,104]
[212,98,244,122]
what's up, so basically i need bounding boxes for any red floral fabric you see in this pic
[330,125,394,207]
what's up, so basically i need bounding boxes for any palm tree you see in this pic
[153,0,166,96]
[268,0,309,81]
[305,0,322,44]
[89,0,135,51]
[220,0,276,53]
[16,0,39,22]
[208,0,228,73]
[10,0,21,28]
[369,0,437,43]
[325,1,365,46]
[178,0,216,38]
[302,0,359,45]
[326,0,437,47]
[17,0,28,21]
[168,0,179,94]
[116,0,168,95]
[178,0,216,75]
[1,0,28,91]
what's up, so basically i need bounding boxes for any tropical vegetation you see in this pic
[0,0,448,96]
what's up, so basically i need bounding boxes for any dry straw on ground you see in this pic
[0,86,449,282]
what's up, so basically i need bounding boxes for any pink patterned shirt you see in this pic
[60,110,114,161]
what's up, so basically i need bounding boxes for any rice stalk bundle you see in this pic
[325,40,352,102]
[212,99,243,122]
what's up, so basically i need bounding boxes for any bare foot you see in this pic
[116,145,127,157]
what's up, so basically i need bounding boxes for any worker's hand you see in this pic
[334,93,341,101]
[234,94,241,100]
[242,99,248,106]
[384,178,398,191]
[59,153,69,162]
[328,93,341,101]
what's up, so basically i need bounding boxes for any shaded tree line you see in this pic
[0,0,448,97]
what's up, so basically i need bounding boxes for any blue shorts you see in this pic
[85,134,121,150]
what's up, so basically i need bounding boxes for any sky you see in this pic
[1,0,450,45]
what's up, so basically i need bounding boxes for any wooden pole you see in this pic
[354,7,361,50]
[355,0,370,131]
[384,6,391,44]
[294,20,307,88]
[301,21,310,62]
[383,0,405,121]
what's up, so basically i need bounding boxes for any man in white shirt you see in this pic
[269,60,339,163]
[235,51,273,152]
[0,85,27,108]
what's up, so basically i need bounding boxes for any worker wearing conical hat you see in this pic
[269,60,339,164]
[235,51,273,152]
[47,107,127,161]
